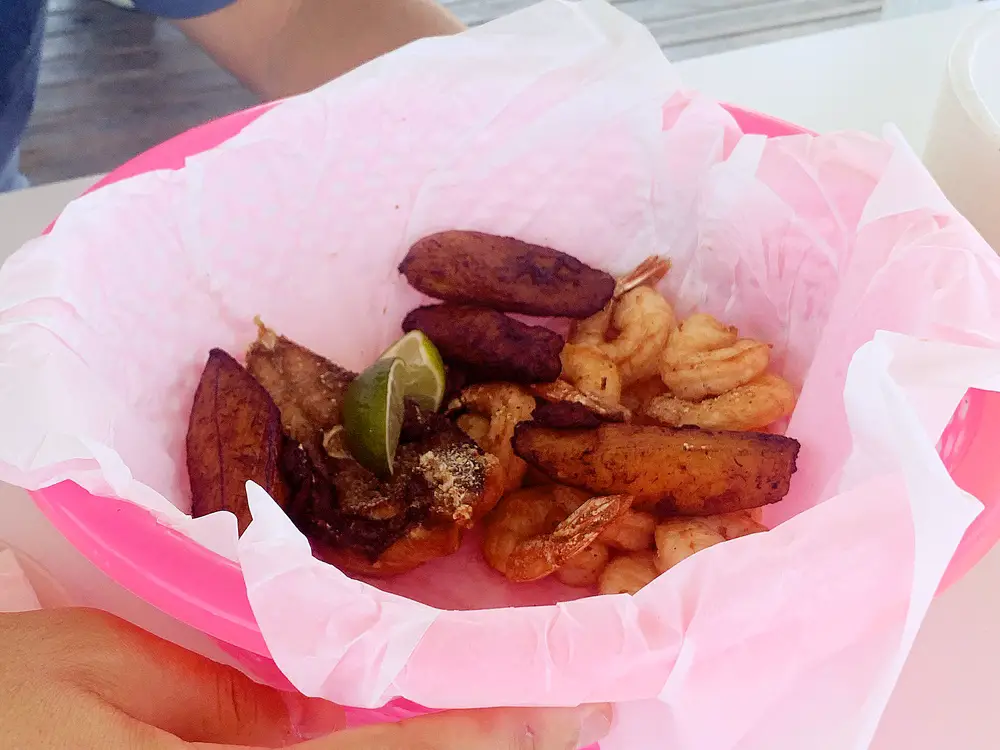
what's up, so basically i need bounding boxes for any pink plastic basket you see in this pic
[27,101,1000,689]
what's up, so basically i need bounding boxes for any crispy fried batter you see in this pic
[512,422,799,515]
[282,406,503,576]
[399,231,615,318]
[187,349,288,534]
[402,304,563,383]
[245,319,356,447]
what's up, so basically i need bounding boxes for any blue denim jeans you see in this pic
[0,148,29,193]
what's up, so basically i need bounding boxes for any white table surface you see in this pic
[3,3,1000,747]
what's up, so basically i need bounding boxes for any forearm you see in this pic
[177,0,465,101]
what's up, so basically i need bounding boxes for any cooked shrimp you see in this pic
[571,256,671,346]
[620,375,669,414]
[560,343,622,409]
[598,510,656,552]
[554,542,611,588]
[667,313,739,354]
[709,509,768,539]
[654,518,726,573]
[660,338,770,401]
[599,552,659,595]
[644,373,796,431]
[451,383,536,493]
[482,485,632,582]
[456,413,491,445]
[570,257,676,386]
[604,286,677,385]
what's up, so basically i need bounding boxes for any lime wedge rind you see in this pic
[342,356,404,478]
[343,331,447,476]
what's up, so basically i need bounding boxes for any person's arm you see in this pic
[172,0,465,100]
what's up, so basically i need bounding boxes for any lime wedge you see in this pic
[342,357,405,478]
[378,330,446,413]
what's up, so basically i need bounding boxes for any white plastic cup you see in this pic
[923,10,1000,251]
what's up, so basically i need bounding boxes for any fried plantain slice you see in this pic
[512,422,799,515]
[531,400,602,429]
[402,304,563,384]
[399,231,615,318]
[282,404,504,577]
[245,318,356,447]
[187,349,288,534]
[531,380,631,423]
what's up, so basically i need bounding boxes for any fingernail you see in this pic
[576,703,614,749]
[284,694,346,741]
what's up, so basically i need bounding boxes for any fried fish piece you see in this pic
[282,405,504,577]
[399,231,615,318]
[245,319,356,447]
[512,422,799,515]
[187,349,288,534]
[402,304,563,383]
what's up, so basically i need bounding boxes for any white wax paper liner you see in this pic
[1,2,1000,749]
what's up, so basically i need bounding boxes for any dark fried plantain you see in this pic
[402,304,563,384]
[513,422,799,515]
[399,231,615,318]
[282,404,503,576]
[531,380,631,423]
[245,319,356,447]
[531,401,602,429]
[187,349,288,534]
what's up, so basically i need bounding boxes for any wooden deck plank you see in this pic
[20,0,882,185]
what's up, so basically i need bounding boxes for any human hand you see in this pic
[0,608,612,749]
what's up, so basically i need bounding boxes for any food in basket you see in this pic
[482,485,632,583]
[185,231,801,593]
[399,231,616,317]
[402,304,565,384]
[186,349,288,534]
[511,423,800,515]
[245,321,356,447]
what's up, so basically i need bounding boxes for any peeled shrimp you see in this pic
[456,413,491,445]
[654,518,726,573]
[570,257,670,347]
[654,512,767,573]
[482,485,632,582]
[710,509,768,539]
[598,510,656,552]
[571,257,676,386]
[598,552,659,595]
[560,343,622,410]
[644,373,796,431]
[666,313,738,354]
[620,375,669,414]
[452,383,536,492]
[660,338,770,401]
[555,542,611,588]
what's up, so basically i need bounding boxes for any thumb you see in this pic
[271,704,613,750]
